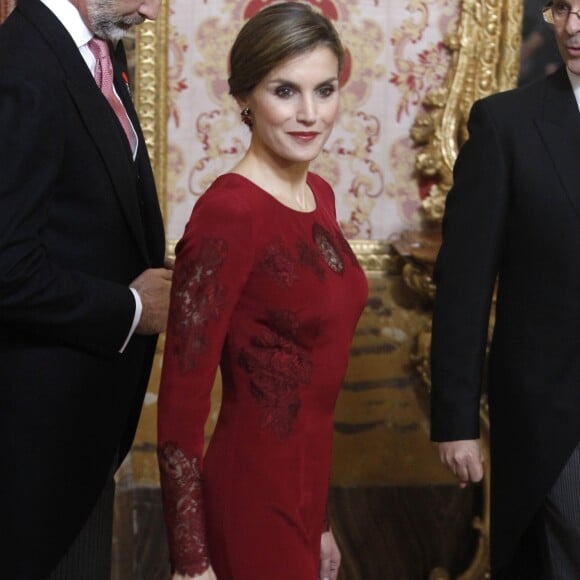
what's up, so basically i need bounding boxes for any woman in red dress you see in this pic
[157,4,368,579]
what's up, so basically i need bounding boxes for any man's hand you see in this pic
[131,267,173,335]
[438,439,484,488]
[320,528,341,580]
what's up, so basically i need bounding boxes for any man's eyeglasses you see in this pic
[543,1,580,24]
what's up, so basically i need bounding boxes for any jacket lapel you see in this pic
[111,45,166,266]
[17,0,150,263]
[536,66,580,223]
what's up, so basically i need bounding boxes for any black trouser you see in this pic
[540,440,580,579]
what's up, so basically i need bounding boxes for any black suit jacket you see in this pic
[431,66,580,576]
[0,1,165,577]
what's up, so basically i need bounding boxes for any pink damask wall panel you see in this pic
[166,0,458,242]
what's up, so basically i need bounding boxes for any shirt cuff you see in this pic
[119,287,142,353]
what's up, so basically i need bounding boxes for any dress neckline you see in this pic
[224,172,319,215]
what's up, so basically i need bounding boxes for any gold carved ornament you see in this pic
[134,1,169,223]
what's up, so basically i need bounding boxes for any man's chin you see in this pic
[95,24,130,43]
[97,29,127,42]
[92,16,144,42]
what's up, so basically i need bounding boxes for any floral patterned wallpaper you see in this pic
[166,0,459,242]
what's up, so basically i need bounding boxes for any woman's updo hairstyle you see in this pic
[228,2,344,100]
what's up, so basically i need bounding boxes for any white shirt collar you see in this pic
[40,0,93,48]
[566,67,580,112]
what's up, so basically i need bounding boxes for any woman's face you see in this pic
[243,46,340,166]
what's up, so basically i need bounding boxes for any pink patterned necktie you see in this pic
[88,37,136,152]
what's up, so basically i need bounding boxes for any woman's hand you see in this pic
[172,566,217,580]
[320,528,341,580]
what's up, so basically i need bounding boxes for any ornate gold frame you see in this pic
[411,0,522,223]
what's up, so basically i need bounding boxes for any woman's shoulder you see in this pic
[307,172,336,207]
[179,174,258,249]
[307,171,333,191]
[194,173,257,216]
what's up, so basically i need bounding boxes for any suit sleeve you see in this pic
[430,99,511,441]
[157,188,254,577]
[0,72,136,356]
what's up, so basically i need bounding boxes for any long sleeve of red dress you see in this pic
[158,173,368,580]
[157,182,254,576]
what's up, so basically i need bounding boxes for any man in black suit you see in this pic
[0,0,171,577]
[431,1,580,577]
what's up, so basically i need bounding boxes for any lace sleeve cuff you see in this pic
[158,442,210,577]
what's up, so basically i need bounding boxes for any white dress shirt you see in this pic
[567,66,580,111]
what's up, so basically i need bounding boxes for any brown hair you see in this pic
[228,2,344,99]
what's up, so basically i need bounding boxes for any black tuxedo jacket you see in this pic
[431,66,580,576]
[0,1,165,577]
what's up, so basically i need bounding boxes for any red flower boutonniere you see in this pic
[121,71,132,98]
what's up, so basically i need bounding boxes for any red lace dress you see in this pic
[157,173,368,579]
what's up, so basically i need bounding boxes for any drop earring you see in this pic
[241,107,253,128]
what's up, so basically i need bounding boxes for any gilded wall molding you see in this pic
[134,1,169,220]
[347,240,399,274]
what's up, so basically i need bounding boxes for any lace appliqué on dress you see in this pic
[299,223,346,279]
[170,238,228,373]
[158,442,209,577]
[258,240,298,287]
[238,309,313,439]
[313,223,344,274]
